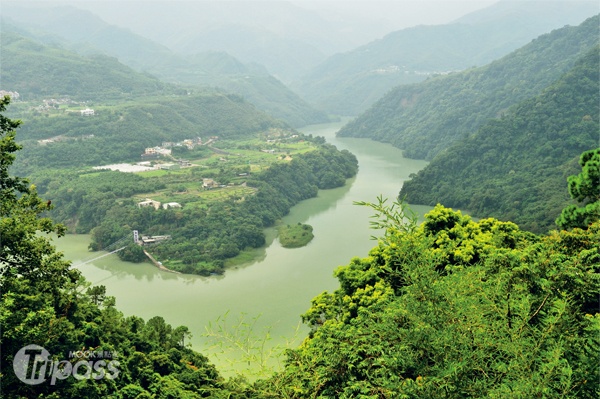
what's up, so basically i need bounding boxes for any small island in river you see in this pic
[277,223,314,248]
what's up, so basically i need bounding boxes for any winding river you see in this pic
[55,120,429,374]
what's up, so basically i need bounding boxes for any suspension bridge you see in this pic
[71,232,133,267]
[72,230,178,273]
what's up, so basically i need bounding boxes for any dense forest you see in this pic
[253,198,599,397]
[2,96,598,397]
[400,45,599,233]
[338,15,599,159]
[30,139,357,275]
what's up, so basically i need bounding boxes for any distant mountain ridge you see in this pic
[293,0,598,116]
[0,4,328,127]
[338,15,600,159]
[61,0,403,81]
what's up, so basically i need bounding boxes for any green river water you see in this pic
[54,120,430,376]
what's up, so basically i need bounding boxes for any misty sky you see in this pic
[291,1,497,29]
[14,1,498,34]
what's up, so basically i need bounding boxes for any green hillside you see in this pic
[294,2,598,116]
[399,46,600,233]
[12,93,284,173]
[338,15,599,160]
[154,51,329,128]
[1,6,329,127]
[0,31,180,101]
[0,6,175,72]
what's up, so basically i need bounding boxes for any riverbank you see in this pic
[56,120,430,378]
[142,248,181,274]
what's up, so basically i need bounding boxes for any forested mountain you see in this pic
[0,6,175,73]
[293,1,598,116]
[11,93,284,174]
[147,51,329,128]
[1,6,328,127]
[0,30,180,101]
[338,15,600,159]
[399,46,600,233]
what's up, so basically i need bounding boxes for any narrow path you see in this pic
[142,249,181,274]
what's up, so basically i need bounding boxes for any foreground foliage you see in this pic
[251,199,599,398]
[3,95,598,398]
[0,96,236,398]
[556,148,600,229]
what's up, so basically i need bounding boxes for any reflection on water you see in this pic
[55,120,430,375]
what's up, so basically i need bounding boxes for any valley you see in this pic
[52,120,430,378]
[1,1,598,397]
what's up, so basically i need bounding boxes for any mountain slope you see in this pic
[0,4,176,72]
[338,15,599,160]
[12,92,285,173]
[1,5,328,127]
[0,32,285,173]
[0,30,179,101]
[153,51,329,128]
[399,46,600,233]
[294,1,598,116]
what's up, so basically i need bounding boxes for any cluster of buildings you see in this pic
[137,198,182,210]
[27,97,91,114]
[143,147,173,158]
[0,90,20,100]
[38,134,95,145]
[80,108,95,116]
[142,137,208,160]
[161,138,204,150]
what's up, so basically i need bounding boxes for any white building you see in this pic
[137,199,161,210]
[145,147,172,156]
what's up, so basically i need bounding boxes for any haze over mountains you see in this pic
[3,0,597,120]
[1,3,328,127]
[66,0,496,81]
[1,2,599,397]
[339,14,600,159]
[292,0,599,115]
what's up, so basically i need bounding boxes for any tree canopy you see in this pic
[249,199,600,398]
[556,148,600,229]
[0,96,239,398]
